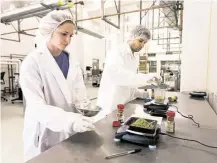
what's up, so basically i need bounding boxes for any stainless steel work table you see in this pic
[27,92,217,163]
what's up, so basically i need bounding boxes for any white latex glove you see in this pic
[65,112,95,134]
[135,90,149,99]
[75,98,91,111]
[72,116,95,133]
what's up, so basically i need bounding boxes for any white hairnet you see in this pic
[35,10,75,47]
[38,10,75,37]
[128,25,151,41]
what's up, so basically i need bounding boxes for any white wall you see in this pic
[207,1,217,93]
[147,40,171,53]
[180,0,212,92]
[181,0,217,94]
[208,0,217,112]
[1,35,35,55]
[82,34,105,70]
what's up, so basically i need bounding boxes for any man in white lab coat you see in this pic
[97,25,156,115]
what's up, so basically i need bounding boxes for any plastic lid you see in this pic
[112,121,121,127]
[118,108,124,113]
[117,104,125,109]
[166,110,175,117]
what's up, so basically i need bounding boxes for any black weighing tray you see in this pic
[115,117,161,146]
[126,117,158,135]
[144,103,169,117]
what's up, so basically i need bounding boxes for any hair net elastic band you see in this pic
[51,18,75,33]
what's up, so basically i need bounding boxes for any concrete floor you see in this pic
[1,86,99,163]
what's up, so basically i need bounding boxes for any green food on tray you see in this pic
[130,118,156,129]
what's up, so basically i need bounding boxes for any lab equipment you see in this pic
[105,148,142,159]
[154,88,166,103]
[92,59,101,87]
[127,117,158,137]
[189,91,207,98]
[1,72,7,101]
[77,106,102,117]
[166,111,176,133]
[144,102,169,117]
[115,116,161,146]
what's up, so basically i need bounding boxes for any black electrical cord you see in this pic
[169,105,200,127]
[160,132,217,149]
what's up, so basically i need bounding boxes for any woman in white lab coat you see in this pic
[19,10,94,161]
[97,25,157,115]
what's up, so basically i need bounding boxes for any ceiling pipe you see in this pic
[0,2,67,23]
[77,3,173,22]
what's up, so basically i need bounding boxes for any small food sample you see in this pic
[130,118,156,129]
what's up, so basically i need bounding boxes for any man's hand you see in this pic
[147,76,162,86]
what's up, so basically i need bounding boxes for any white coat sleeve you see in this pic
[104,51,155,88]
[19,57,79,133]
[72,66,89,105]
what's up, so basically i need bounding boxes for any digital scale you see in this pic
[115,89,207,147]
[144,101,169,117]
[115,117,161,146]
[114,97,169,146]
[189,91,207,98]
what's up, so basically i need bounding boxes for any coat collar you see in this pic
[37,44,77,104]
[121,42,135,59]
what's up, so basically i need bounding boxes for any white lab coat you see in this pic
[97,43,154,114]
[19,44,88,162]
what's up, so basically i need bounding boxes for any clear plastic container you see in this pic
[154,88,165,103]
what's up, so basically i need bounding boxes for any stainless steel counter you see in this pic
[27,92,217,163]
